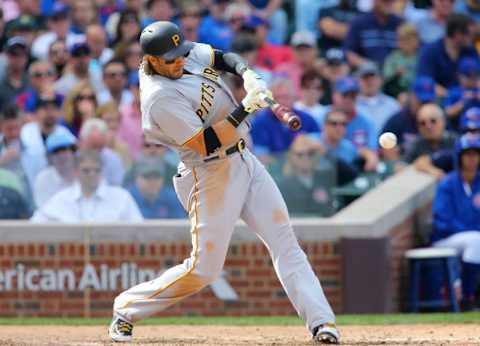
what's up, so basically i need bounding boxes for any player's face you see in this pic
[148,55,185,79]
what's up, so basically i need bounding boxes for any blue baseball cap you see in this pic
[411,76,436,103]
[242,15,269,30]
[458,57,480,76]
[460,107,480,131]
[46,131,77,153]
[335,77,359,94]
[50,3,69,19]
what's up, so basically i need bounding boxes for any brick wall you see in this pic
[0,240,341,317]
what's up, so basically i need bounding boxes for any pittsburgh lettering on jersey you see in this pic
[196,82,216,121]
[202,67,219,83]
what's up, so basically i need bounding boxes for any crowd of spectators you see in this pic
[0,0,479,225]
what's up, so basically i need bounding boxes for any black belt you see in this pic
[204,139,246,162]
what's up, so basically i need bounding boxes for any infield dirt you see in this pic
[0,324,479,345]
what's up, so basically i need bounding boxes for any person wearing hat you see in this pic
[5,14,42,47]
[461,106,480,135]
[54,41,103,97]
[444,57,480,132]
[355,62,401,137]
[382,76,437,159]
[20,94,73,186]
[240,14,295,71]
[33,130,77,207]
[320,48,351,105]
[0,37,30,111]
[31,149,142,223]
[276,31,320,95]
[431,133,480,311]
[126,157,185,219]
[330,76,379,169]
[31,2,72,60]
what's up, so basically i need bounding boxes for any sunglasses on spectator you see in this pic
[229,16,245,24]
[8,49,27,57]
[293,150,316,159]
[50,47,67,55]
[327,119,347,127]
[126,49,142,56]
[76,94,95,101]
[32,71,54,78]
[80,167,101,175]
[52,14,68,22]
[105,71,126,78]
[418,117,439,127]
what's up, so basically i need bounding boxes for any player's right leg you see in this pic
[110,156,250,341]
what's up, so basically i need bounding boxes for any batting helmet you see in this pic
[140,21,193,60]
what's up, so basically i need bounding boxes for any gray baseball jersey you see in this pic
[140,42,251,165]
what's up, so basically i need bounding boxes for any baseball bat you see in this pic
[260,93,302,131]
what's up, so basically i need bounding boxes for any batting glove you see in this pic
[241,87,272,114]
[242,69,267,93]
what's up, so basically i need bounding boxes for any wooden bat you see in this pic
[260,94,302,131]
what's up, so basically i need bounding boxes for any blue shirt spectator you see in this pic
[454,1,480,23]
[198,1,233,51]
[251,108,320,155]
[444,57,480,132]
[417,14,478,89]
[344,5,403,67]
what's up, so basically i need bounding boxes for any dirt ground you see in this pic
[0,325,479,346]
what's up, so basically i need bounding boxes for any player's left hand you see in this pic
[242,87,271,113]
[242,69,267,93]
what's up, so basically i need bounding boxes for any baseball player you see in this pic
[109,21,340,344]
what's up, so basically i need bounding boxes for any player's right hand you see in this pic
[241,87,271,113]
[242,69,267,93]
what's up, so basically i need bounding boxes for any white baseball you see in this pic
[379,132,397,149]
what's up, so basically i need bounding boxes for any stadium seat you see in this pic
[405,248,460,313]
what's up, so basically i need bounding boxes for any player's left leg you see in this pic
[240,152,339,344]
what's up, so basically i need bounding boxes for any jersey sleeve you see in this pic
[148,94,204,146]
[188,43,215,67]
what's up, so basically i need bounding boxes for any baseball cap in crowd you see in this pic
[325,48,346,65]
[70,42,91,57]
[335,77,359,94]
[46,131,77,154]
[49,2,69,20]
[290,31,316,48]
[411,76,436,103]
[460,107,480,132]
[355,62,380,78]
[242,15,269,30]
[8,15,37,33]
[36,94,62,110]
[5,36,28,54]
[458,57,480,76]
[136,158,166,178]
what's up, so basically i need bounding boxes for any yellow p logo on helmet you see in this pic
[172,34,180,47]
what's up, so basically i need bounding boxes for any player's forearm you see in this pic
[213,50,248,75]
[183,105,249,157]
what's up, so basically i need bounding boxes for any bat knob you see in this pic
[288,116,302,131]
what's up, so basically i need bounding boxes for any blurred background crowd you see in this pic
[0,0,479,223]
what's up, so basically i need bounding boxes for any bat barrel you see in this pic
[288,116,301,131]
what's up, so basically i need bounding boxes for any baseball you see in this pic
[379,132,397,149]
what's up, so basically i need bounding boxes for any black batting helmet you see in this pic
[140,21,193,60]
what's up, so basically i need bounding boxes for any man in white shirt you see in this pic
[31,150,142,222]
[20,94,74,188]
[355,62,401,137]
[33,130,77,207]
